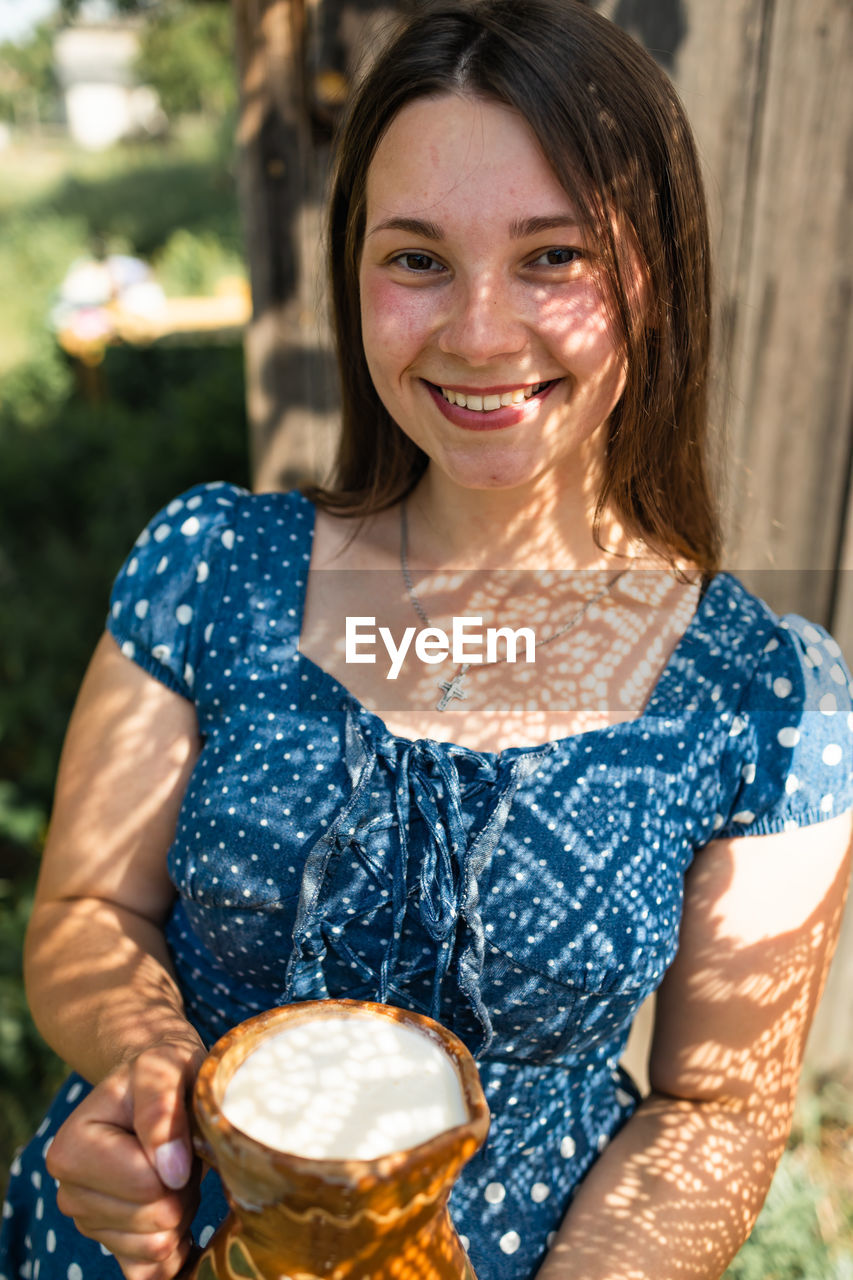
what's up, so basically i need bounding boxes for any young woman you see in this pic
[3,3,851,1279]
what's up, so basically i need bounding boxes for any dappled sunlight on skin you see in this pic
[532,823,852,1278]
[28,899,187,1063]
[61,696,195,896]
[24,634,201,1080]
[299,564,701,752]
[38,641,199,908]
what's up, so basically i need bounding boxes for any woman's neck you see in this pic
[405,468,644,572]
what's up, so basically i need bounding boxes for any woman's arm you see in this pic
[25,632,206,1280]
[534,809,853,1280]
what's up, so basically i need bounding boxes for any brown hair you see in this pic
[307,0,722,573]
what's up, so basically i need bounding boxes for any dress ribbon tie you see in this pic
[284,704,550,1053]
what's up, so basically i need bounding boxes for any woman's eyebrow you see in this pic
[367,216,444,239]
[509,214,582,238]
[366,213,582,240]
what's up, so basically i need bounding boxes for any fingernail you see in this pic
[154,1139,191,1189]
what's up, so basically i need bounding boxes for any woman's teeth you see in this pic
[439,382,548,411]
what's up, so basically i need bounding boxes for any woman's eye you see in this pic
[392,252,444,273]
[531,247,583,268]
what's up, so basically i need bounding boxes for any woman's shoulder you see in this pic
[707,572,850,693]
[705,573,853,838]
[121,483,315,562]
[164,481,314,523]
[105,483,314,697]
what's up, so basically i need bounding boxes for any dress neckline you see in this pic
[290,490,729,762]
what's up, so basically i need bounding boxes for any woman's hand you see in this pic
[47,1035,207,1280]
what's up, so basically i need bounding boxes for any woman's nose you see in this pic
[436,275,527,364]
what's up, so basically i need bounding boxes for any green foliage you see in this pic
[0,786,44,848]
[0,22,61,126]
[0,207,88,389]
[0,343,251,806]
[42,148,242,261]
[0,133,248,799]
[154,227,246,296]
[725,1152,853,1278]
[0,129,242,382]
[58,0,225,15]
[136,4,237,120]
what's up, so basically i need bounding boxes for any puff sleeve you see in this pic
[105,482,247,699]
[715,614,853,838]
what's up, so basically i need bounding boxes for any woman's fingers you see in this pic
[47,1037,206,1278]
[107,1232,196,1280]
[48,1072,164,1202]
[56,1173,200,1280]
[54,1181,191,1237]
[66,1222,185,1265]
[129,1042,204,1191]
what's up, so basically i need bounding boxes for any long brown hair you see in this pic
[307,0,722,573]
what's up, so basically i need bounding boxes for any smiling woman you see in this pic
[357,95,629,497]
[321,0,716,574]
[2,4,852,1280]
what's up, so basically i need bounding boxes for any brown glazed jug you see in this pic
[189,999,489,1280]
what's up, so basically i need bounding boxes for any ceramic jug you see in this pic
[188,999,489,1280]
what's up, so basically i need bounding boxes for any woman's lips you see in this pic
[423,379,559,431]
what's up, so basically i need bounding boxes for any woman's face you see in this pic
[358,93,639,497]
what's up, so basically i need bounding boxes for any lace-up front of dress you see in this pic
[284,708,549,1054]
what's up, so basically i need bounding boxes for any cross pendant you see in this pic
[436,669,468,711]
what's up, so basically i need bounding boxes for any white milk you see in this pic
[221,1015,467,1160]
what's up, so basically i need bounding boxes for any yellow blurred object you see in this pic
[56,277,252,361]
[115,278,252,343]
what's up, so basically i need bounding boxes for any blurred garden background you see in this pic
[0,1,851,1277]
[0,0,250,1190]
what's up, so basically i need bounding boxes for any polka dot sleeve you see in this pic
[716,615,853,838]
[105,482,246,699]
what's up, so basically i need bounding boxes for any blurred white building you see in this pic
[54,19,165,149]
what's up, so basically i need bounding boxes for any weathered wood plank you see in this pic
[716,2,853,603]
[232,0,341,491]
[609,0,853,621]
[600,0,768,490]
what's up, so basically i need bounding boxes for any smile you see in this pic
[424,378,560,432]
[438,381,552,412]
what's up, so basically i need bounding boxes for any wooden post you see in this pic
[231,0,340,491]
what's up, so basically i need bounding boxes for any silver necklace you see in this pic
[400,500,626,711]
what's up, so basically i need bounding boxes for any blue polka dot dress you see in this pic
[4,482,853,1280]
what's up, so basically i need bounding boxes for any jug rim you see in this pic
[192,999,490,1177]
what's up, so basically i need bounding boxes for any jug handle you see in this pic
[173,1244,203,1280]
[174,1102,214,1280]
